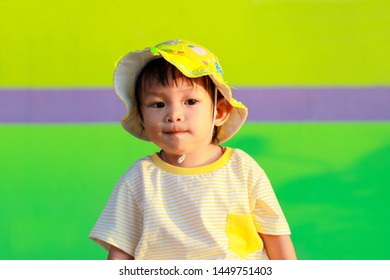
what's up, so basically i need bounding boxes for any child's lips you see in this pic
[161,122,190,138]
[163,127,189,137]
[165,130,187,135]
[163,124,188,135]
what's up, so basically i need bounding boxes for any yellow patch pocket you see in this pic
[226,212,263,258]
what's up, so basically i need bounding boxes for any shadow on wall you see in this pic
[282,144,390,260]
[227,126,390,260]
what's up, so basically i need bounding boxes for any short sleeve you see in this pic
[250,171,291,235]
[89,176,143,256]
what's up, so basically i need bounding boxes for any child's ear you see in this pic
[214,98,232,127]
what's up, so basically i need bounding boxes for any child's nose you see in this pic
[165,106,184,122]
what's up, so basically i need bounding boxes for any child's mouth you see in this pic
[166,131,187,135]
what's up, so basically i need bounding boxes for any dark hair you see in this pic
[134,58,222,143]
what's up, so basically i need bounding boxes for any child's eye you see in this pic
[185,99,198,105]
[152,102,165,108]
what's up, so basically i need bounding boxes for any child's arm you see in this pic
[107,245,134,260]
[259,233,297,260]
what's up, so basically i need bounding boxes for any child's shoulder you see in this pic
[230,147,266,174]
[120,155,155,180]
[232,147,251,158]
[231,148,259,164]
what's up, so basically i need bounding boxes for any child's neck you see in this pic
[159,145,225,168]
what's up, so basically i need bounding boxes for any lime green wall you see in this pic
[1,0,389,86]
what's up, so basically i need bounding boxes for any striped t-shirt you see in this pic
[89,147,291,259]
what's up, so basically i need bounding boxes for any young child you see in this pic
[89,40,296,260]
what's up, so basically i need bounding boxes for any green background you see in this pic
[1,0,390,260]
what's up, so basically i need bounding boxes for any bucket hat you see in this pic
[113,39,248,143]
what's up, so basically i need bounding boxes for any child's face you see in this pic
[140,76,216,157]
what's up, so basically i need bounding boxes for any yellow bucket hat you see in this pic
[113,39,248,143]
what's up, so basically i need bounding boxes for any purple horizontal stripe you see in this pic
[235,87,390,121]
[0,88,125,123]
[0,87,389,123]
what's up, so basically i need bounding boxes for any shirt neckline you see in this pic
[150,147,234,175]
